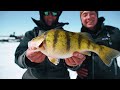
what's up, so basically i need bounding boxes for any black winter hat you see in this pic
[31,11,63,30]
[80,11,98,17]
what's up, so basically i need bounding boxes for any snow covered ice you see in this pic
[0,42,77,79]
[0,42,26,79]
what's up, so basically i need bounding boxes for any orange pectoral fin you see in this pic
[81,51,91,56]
[48,57,60,65]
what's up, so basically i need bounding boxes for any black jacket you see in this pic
[15,14,71,79]
[77,17,120,79]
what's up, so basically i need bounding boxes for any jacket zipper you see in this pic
[107,32,118,77]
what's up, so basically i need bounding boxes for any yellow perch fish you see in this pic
[28,29,120,66]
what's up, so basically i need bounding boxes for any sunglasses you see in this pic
[43,11,58,16]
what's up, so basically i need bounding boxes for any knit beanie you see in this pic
[80,11,98,17]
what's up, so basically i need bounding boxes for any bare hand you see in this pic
[65,52,86,67]
[77,68,88,79]
[26,47,46,63]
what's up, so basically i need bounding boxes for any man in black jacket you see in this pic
[76,11,120,79]
[15,11,85,79]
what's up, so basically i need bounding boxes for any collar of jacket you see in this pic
[31,17,69,31]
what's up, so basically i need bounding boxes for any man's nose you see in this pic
[48,13,53,17]
[86,14,91,19]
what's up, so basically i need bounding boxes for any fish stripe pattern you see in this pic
[29,29,120,66]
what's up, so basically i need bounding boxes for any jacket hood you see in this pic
[31,17,69,30]
[31,11,63,30]
[39,11,62,27]
[39,11,62,22]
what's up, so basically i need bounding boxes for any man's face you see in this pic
[80,11,98,30]
[43,11,58,26]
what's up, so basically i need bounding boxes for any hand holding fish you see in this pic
[65,52,86,66]
[77,68,88,79]
[26,44,46,63]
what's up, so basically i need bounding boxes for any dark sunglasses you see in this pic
[43,11,58,16]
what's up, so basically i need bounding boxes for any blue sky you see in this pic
[0,11,120,36]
